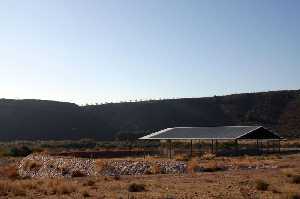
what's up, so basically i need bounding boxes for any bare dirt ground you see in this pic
[1,153,300,199]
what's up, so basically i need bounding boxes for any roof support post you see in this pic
[256,139,259,155]
[215,140,218,156]
[260,140,264,154]
[235,139,239,156]
[190,140,193,158]
[169,140,172,159]
[143,149,146,159]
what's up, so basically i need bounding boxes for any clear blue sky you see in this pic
[0,0,299,105]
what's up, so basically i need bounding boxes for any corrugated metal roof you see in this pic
[139,126,280,140]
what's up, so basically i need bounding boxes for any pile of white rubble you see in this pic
[18,154,96,178]
[100,160,187,176]
[18,154,187,178]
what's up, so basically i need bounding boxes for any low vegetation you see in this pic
[187,158,200,173]
[82,189,90,197]
[83,179,96,186]
[255,179,269,191]
[0,164,19,179]
[287,193,300,199]
[187,158,226,173]
[48,179,77,195]
[1,149,300,198]
[291,175,300,184]
[128,183,146,192]
[175,154,190,161]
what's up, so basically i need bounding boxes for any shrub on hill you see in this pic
[7,146,32,157]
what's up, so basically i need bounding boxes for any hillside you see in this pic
[0,89,300,140]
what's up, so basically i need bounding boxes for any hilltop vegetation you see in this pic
[0,89,300,140]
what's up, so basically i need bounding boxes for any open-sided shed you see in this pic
[139,126,282,157]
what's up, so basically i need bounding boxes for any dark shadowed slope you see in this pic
[0,89,300,140]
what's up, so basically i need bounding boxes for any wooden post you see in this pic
[190,140,193,157]
[215,140,218,155]
[168,140,172,159]
[256,139,259,154]
[170,140,172,159]
[211,139,214,154]
[235,139,238,155]
[278,139,281,153]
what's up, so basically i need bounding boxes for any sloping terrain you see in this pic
[0,89,299,140]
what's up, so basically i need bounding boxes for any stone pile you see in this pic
[18,154,187,178]
[18,154,96,178]
[100,160,187,176]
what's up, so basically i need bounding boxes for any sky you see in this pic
[0,0,299,105]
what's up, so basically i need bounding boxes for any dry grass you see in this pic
[281,168,300,184]
[187,158,200,173]
[46,179,77,195]
[81,189,91,197]
[0,179,79,197]
[175,154,190,161]
[0,164,19,179]
[95,159,108,173]
[146,163,162,174]
[201,161,226,172]
[0,180,27,196]
[281,168,295,177]
[1,153,300,198]
[201,153,216,160]
[82,179,96,187]
[286,192,300,199]
[281,139,300,148]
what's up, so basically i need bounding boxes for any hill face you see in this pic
[0,90,300,140]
